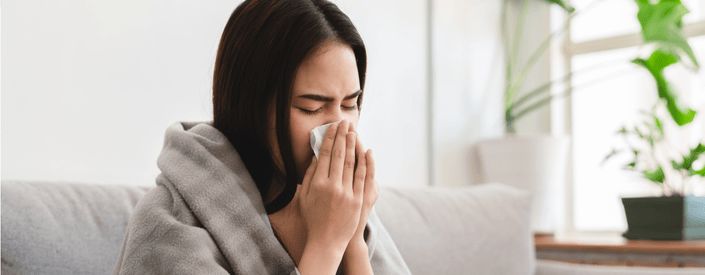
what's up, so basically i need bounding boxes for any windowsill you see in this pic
[535,233,705,268]
[535,233,705,254]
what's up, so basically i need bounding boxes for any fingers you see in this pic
[316,122,338,177]
[365,149,376,194]
[300,156,317,196]
[341,131,356,190]
[353,147,367,196]
[350,124,366,152]
[329,120,350,179]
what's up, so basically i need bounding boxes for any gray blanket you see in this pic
[113,122,411,275]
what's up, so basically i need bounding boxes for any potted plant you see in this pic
[477,0,701,235]
[476,0,575,234]
[602,0,704,241]
[604,103,705,240]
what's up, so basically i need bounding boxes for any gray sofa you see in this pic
[2,181,704,275]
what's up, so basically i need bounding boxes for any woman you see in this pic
[113,0,410,274]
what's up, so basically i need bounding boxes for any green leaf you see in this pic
[643,166,666,183]
[635,0,699,68]
[602,148,622,165]
[632,52,674,72]
[664,93,697,126]
[692,165,705,177]
[634,126,645,139]
[632,50,697,126]
[542,0,576,13]
[653,114,664,134]
[672,160,683,170]
[642,118,663,142]
[678,143,705,170]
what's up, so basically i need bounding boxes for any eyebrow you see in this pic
[297,90,362,102]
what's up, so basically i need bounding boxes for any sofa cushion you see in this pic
[374,182,535,275]
[1,181,149,275]
[2,181,533,275]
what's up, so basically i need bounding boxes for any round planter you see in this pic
[476,135,570,234]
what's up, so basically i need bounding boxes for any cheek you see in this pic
[289,114,315,149]
[289,113,317,174]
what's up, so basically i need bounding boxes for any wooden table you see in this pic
[535,233,705,268]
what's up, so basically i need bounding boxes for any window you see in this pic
[551,0,705,232]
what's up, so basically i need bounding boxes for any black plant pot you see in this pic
[622,196,705,240]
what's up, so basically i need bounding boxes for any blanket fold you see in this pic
[113,121,410,275]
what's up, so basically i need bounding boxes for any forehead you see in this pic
[292,41,360,97]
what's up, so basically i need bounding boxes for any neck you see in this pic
[268,185,308,265]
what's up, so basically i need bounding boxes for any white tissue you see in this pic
[310,121,340,159]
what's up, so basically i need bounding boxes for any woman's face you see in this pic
[270,41,361,183]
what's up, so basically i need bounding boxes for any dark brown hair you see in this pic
[212,0,367,214]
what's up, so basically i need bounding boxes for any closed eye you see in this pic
[298,108,321,115]
[298,105,357,115]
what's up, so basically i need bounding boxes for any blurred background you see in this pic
[2,0,704,235]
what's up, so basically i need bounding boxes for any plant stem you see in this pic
[512,67,636,121]
[623,132,671,195]
[506,109,516,134]
[510,0,530,75]
[512,57,629,109]
[682,170,688,196]
[647,132,668,192]
[505,0,531,109]
[501,0,511,87]
[507,0,608,109]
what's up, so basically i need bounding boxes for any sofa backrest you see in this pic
[1,181,149,275]
[1,181,534,275]
[376,182,535,275]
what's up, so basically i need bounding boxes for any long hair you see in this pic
[212,0,367,214]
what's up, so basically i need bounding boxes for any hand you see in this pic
[298,120,364,252]
[350,133,378,243]
[341,131,377,275]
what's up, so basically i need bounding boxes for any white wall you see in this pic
[431,0,551,187]
[335,0,430,188]
[3,1,233,186]
[3,0,550,188]
[2,0,430,188]
[431,0,504,187]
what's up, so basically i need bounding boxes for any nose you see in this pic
[326,107,344,125]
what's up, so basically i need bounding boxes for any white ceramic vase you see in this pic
[476,135,570,234]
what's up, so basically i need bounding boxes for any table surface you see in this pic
[535,233,705,254]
